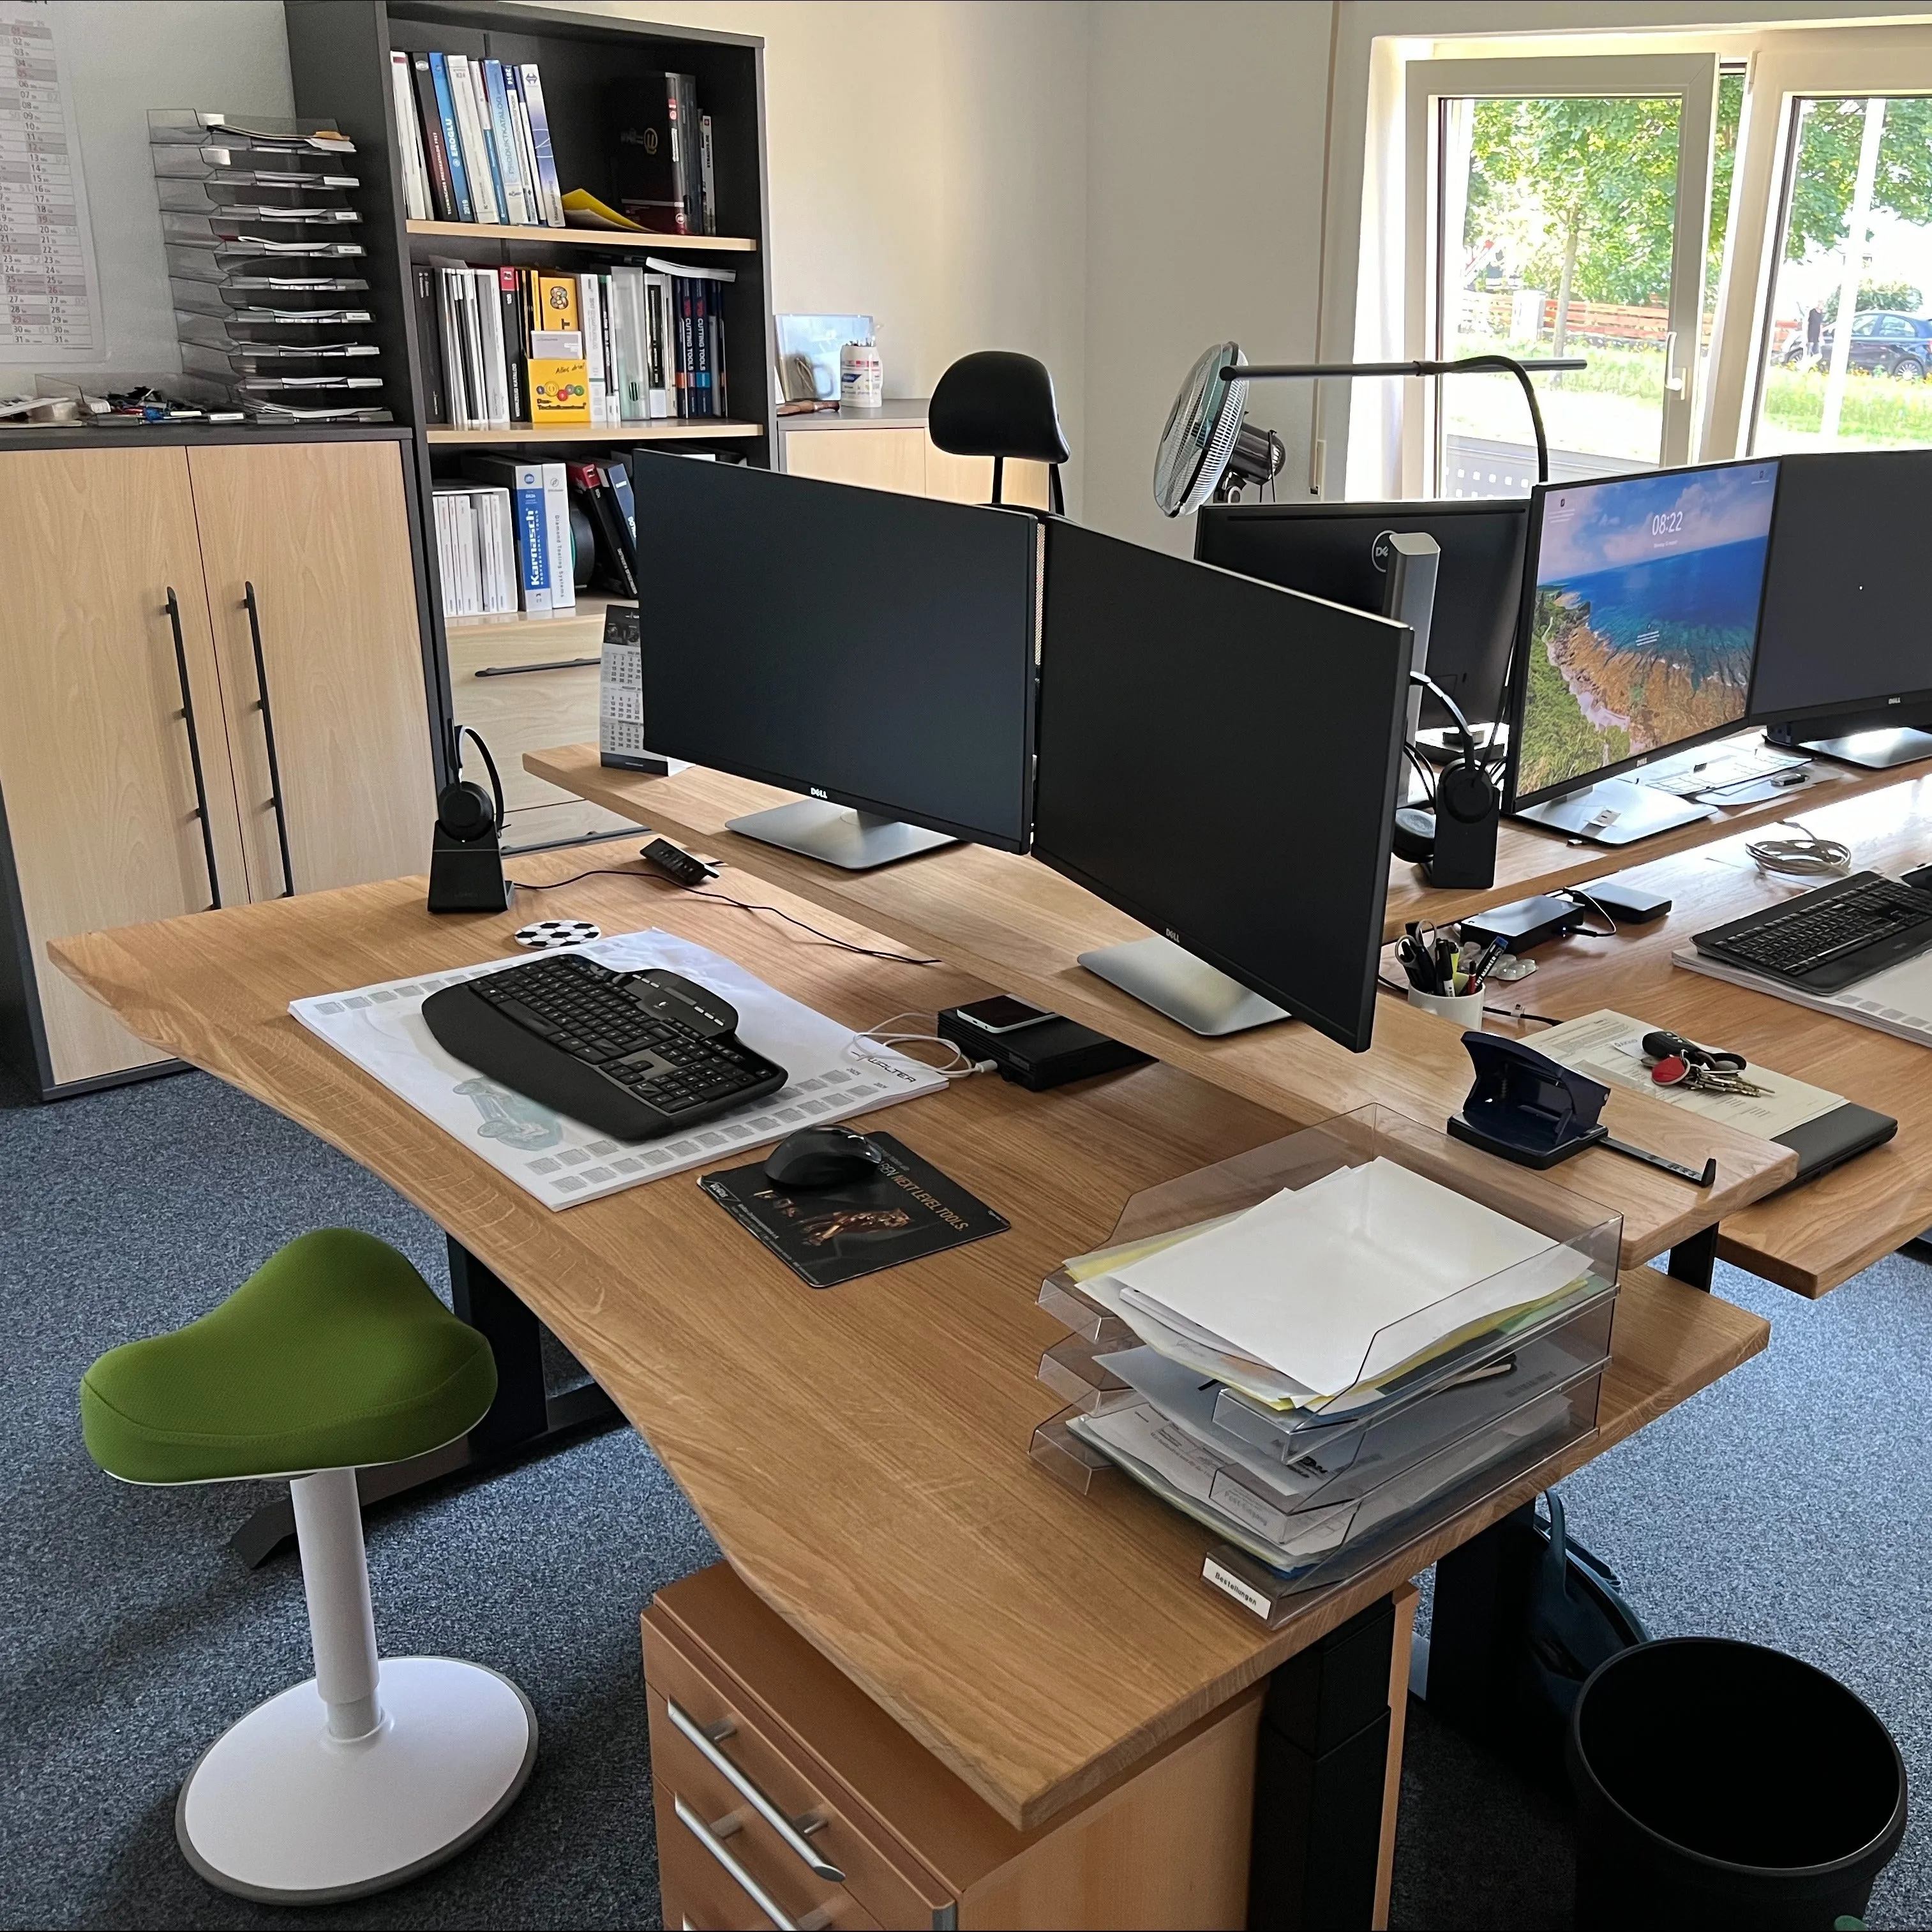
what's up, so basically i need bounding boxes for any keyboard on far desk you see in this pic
[1693,871,1932,992]
[421,954,788,1142]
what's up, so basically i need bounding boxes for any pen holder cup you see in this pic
[1409,987,1487,1026]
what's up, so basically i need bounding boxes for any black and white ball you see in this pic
[513,919,602,950]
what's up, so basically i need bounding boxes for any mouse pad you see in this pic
[699,1133,1009,1289]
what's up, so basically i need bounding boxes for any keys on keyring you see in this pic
[1650,1054,1773,1098]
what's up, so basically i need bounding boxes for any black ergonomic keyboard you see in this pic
[1693,871,1932,992]
[421,954,787,1141]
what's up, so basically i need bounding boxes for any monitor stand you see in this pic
[1780,726,1932,770]
[725,799,955,871]
[1077,936,1287,1037]
[1511,775,1716,847]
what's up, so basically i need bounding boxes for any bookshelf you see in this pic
[285,3,775,784]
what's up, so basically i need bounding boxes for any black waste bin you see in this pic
[1568,1637,1906,1930]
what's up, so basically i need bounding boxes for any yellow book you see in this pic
[560,188,646,232]
[533,272,581,334]
[529,359,591,424]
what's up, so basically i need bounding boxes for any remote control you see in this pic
[642,837,717,887]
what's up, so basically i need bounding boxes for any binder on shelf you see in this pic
[458,455,551,614]
[410,54,458,220]
[426,52,475,223]
[520,64,565,227]
[390,50,431,219]
[542,461,574,609]
[609,264,648,423]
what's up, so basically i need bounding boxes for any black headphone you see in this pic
[1391,671,1501,865]
[438,726,505,844]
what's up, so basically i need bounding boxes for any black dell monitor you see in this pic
[1194,498,1527,738]
[631,453,1040,869]
[1751,448,1932,768]
[1506,457,1779,846]
[1032,520,1412,1053]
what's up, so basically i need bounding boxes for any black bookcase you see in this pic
[284,1,774,760]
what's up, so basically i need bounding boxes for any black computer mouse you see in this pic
[762,1125,885,1190]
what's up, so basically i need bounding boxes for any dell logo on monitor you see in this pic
[1164,927,1181,943]
[810,786,828,799]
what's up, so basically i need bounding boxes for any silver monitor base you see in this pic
[1077,936,1287,1037]
[1512,775,1715,847]
[726,798,955,870]
[1792,726,1932,770]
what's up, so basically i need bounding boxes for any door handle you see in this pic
[164,587,222,911]
[667,1698,845,1882]
[242,581,296,897]
[1663,328,1689,398]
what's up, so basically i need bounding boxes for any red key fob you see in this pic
[1651,1054,1690,1086]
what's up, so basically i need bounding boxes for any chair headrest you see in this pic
[929,351,1070,465]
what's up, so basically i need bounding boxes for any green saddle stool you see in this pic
[82,1228,536,1905]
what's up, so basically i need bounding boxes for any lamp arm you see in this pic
[1232,354,1584,485]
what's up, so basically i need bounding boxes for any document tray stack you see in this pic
[1029,1107,1622,1626]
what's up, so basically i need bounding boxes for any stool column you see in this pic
[289,1468,383,1741]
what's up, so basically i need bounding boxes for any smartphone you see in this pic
[952,995,1054,1035]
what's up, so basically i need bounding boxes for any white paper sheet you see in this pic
[290,929,947,1209]
[1111,1158,1580,1397]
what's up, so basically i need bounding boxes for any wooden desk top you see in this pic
[1481,776,1932,1296]
[50,853,1767,1832]
[1383,733,1932,932]
[526,745,1797,1270]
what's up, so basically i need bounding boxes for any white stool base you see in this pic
[177,1656,536,1904]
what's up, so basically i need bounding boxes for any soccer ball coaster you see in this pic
[513,919,601,950]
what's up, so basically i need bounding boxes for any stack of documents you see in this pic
[1056,1157,1608,1579]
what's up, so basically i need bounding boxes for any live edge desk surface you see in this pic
[49,855,1766,1835]
[525,744,1799,1273]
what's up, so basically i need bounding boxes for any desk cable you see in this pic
[850,1012,998,1081]
[1744,821,1853,880]
[505,864,945,966]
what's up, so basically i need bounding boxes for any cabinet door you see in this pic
[187,440,437,897]
[784,425,929,495]
[924,440,1052,509]
[0,447,246,1085]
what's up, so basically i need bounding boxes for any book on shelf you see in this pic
[569,459,638,595]
[425,52,475,223]
[606,72,715,236]
[431,481,517,618]
[420,257,730,426]
[389,52,432,220]
[458,454,570,615]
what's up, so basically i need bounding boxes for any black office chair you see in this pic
[929,350,1069,515]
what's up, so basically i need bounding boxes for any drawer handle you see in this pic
[674,1794,802,1931]
[242,581,296,897]
[164,588,221,910]
[667,1698,846,1882]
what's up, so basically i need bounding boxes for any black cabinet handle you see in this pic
[165,587,221,911]
[243,581,296,897]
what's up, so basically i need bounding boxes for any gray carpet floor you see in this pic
[2,1060,1928,1929]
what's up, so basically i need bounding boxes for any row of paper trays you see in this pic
[1026,1106,1624,1625]
[149,111,389,422]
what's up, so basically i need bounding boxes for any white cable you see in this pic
[848,1012,996,1081]
[1746,821,1852,878]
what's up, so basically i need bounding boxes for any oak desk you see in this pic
[1476,777,1932,1296]
[50,853,1766,1868]
[525,744,1797,1273]
[1382,731,1932,934]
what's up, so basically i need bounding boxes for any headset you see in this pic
[1391,670,1500,889]
[428,726,513,913]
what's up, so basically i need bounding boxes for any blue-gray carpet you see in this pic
[1,1061,1927,1929]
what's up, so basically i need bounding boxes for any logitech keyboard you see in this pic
[1692,871,1932,992]
[421,954,788,1141]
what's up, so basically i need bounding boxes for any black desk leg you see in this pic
[228,1237,624,1566]
[1248,1597,1397,1931]
[1666,1224,1718,1291]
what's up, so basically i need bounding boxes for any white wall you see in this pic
[560,1,1091,506]
[1082,2,1337,553]
[0,2,291,396]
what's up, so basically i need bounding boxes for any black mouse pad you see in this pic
[698,1132,1009,1289]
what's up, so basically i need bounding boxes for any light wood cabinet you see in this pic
[783,412,1052,509]
[188,440,435,897]
[0,433,437,1095]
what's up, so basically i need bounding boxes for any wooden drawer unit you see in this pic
[643,1564,1263,1931]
